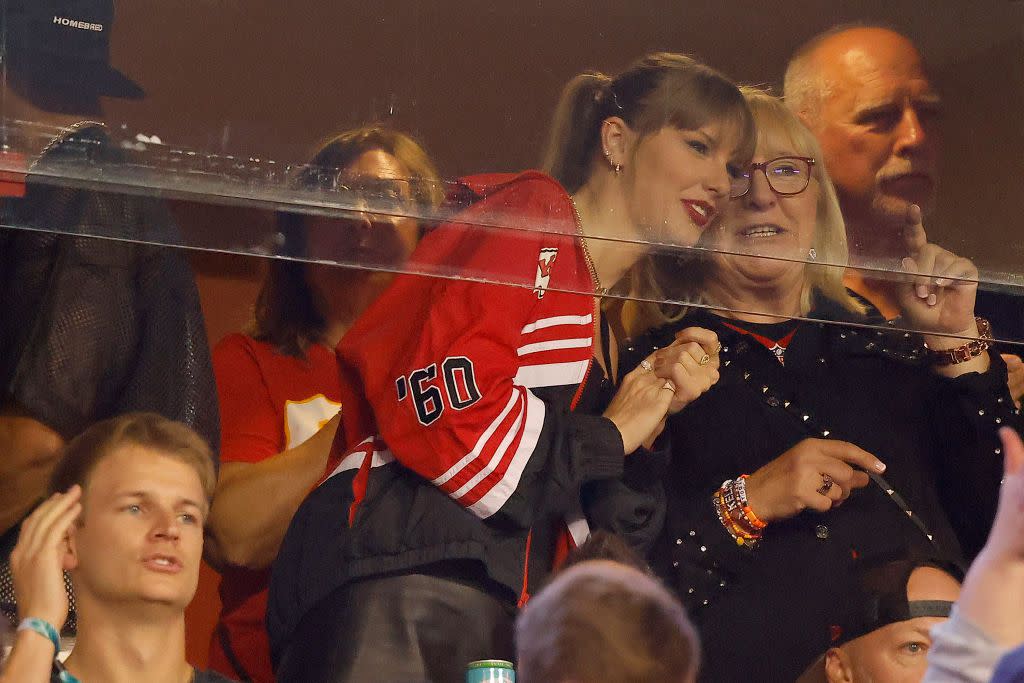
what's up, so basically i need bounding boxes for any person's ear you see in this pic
[62,517,79,571]
[824,647,855,683]
[599,116,635,172]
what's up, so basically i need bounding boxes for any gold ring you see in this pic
[699,354,711,366]
[661,380,675,391]
[640,359,654,373]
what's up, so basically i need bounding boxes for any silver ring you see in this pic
[640,359,654,373]
[817,474,834,496]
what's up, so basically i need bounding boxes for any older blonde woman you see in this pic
[634,89,1019,682]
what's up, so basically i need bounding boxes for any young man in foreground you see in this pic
[1,413,234,683]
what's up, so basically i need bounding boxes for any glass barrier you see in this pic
[2,0,1023,348]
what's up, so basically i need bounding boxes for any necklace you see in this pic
[568,195,606,296]
[28,120,106,173]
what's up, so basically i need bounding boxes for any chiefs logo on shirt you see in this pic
[533,247,558,299]
[284,394,341,449]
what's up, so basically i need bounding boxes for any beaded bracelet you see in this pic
[720,493,761,540]
[713,490,750,546]
[719,480,765,538]
[714,487,760,547]
[736,475,767,530]
[720,489,760,539]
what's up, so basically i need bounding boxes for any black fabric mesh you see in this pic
[1,125,219,445]
[0,123,220,633]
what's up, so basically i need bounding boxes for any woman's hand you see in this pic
[604,328,721,456]
[898,204,978,336]
[603,364,676,456]
[654,327,721,413]
[9,485,81,631]
[743,439,886,523]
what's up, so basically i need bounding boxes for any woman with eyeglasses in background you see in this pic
[628,88,1020,682]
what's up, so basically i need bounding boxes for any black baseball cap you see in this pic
[3,0,143,110]
[829,556,962,647]
[796,556,963,683]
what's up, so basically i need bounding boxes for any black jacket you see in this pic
[633,300,1017,683]
[267,355,664,667]
[264,366,663,663]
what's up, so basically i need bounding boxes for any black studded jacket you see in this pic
[630,297,1019,683]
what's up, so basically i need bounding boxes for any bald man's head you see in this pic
[784,27,942,257]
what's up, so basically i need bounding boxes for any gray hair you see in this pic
[783,22,903,123]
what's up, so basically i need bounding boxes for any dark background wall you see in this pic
[94,0,1024,272]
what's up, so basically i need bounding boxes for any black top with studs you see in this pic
[626,297,1019,683]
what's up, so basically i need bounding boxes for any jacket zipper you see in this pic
[517,529,533,608]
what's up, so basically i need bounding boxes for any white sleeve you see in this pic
[924,606,1009,683]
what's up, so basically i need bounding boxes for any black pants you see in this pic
[275,572,516,683]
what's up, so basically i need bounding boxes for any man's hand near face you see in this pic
[0,486,81,683]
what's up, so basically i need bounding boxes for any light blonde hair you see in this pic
[620,86,865,336]
[738,86,865,316]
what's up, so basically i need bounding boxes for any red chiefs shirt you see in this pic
[208,334,341,683]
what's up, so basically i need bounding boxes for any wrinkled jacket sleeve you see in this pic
[928,352,1022,560]
[582,436,668,554]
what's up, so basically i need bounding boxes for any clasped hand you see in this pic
[604,327,720,455]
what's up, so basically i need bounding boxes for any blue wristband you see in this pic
[16,616,60,653]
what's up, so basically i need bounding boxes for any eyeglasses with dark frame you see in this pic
[729,156,816,199]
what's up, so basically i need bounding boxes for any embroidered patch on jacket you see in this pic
[533,247,558,299]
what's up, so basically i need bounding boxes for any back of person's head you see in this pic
[254,125,443,356]
[542,51,755,193]
[516,560,699,683]
[50,412,216,504]
[558,530,650,573]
